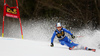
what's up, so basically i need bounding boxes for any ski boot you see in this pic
[85,47,96,52]
[69,46,75,50]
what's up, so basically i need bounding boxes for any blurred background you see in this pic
[0,0,100,29]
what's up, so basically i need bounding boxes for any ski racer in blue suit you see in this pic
[50,23,96,52]
[51,27,78,48]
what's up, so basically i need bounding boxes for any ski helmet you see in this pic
[56,23,62,27]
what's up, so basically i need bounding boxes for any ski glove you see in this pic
[50,43,54,47]
[71,35,75,39]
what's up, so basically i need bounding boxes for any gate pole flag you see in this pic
[2,0,23,39]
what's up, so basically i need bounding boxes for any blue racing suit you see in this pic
[51,28,78,47]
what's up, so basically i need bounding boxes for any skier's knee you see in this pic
[60,41,65,45]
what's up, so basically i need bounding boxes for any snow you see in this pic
[3,19,100,49]
[0,37,100,56]
[1,19,100,56]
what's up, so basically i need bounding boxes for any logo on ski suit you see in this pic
[55,28,65,40]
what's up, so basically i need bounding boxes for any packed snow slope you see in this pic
[0,37,100,56]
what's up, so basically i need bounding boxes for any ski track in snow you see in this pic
[0,37,100,56]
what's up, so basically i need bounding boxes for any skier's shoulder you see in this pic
[62,28,68,30]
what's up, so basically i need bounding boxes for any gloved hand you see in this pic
[50,43,54,47]
[71,35,75,39]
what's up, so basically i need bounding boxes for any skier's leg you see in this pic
[59,41,65,45]
[59,39,73,47]
[73,45,96,52]
[64,36,73,43]
[72,45,85,50]
[64,37,78,47]
[59,37,78,49]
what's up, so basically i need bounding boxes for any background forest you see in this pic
[0,0,100,29]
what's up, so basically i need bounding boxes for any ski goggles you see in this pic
[57,27,62,28]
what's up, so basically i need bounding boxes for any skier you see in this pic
[50,22,96,52]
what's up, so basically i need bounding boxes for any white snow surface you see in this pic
[0,37,100,56]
